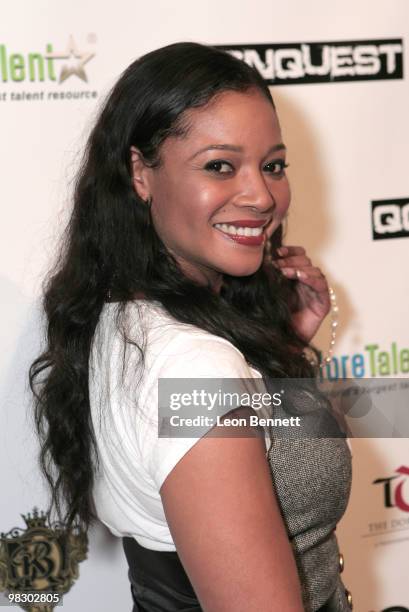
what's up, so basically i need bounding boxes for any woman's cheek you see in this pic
[278,179,291,217]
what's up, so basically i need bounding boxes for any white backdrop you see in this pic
[1,1,408,610]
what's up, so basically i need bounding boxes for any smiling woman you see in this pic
[29,41,352,611]
[130,87,290,284]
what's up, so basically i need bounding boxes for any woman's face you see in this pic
[131,88,290,292]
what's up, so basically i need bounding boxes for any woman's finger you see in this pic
[281,267,325,279]
[276,246,306,257]
[274,255,312,268]
[281,268,328,289]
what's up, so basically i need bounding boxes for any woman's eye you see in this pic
[264,160,289,176]
[204,159,289,176]
[204,160,233,174]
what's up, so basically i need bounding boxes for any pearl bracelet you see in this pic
[325,286,339,364]
[305,286,338,368]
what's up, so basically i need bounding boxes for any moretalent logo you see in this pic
[216,39,404,85]
[318,341,409,380]
[371,198,409,240]
[0,34,98,103]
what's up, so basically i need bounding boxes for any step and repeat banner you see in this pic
[0,1,408,610]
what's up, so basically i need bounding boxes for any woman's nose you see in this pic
[234,171,275,212]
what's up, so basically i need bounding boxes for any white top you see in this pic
[89,299,267,551]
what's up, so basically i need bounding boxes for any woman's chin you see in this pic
[221,259,263,278]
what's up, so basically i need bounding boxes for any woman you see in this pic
[29,41,352,611]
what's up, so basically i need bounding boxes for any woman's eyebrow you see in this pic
[188,142,286,160]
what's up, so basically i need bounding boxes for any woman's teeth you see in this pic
[213,223,263,237]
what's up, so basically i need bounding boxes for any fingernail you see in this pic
[296,269,307,279]
[281,267,295,276]
[277,247,287,256]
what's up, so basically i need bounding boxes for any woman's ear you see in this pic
[130,146,151,201]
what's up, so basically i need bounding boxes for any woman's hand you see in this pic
[273,245,331,343]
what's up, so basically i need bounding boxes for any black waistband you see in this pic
[122,536,342,611]
[122,536,202,611]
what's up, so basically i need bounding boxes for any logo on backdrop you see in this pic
[0,507,88,608]
[371,198,409,240]
[373,466,409,512]
[318,341,409,379]
[44,35,95,84]
[362,466,409,546]
[0,34,97,103]
[216,39,403,85]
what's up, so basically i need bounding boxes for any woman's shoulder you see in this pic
[116,299,263,379]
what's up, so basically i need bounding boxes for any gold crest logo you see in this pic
[0,507,88,611]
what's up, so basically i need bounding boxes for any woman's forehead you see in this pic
[186,88,275,125]
[164,90,280,153]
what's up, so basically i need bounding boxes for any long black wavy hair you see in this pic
[29,41,320,533]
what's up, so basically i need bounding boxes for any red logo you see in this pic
[373,466,409,512]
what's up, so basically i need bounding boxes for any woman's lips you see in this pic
[213,225,265,246]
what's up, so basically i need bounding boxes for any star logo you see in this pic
[44,35,95,83]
